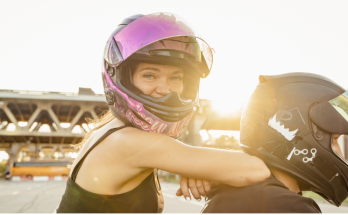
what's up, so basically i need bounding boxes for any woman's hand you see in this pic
[176,176,212,201]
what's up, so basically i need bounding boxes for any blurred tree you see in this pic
[211,135,242,150]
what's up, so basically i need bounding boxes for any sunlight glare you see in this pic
[82,123,90,132]
[0,151,9,163]
[199,130,210,141]
[18,121,28,127]
[88,123,95,129]
[29,122,38,132]
[72,125,83,134]
[0,121,8,129]
[208,130,240,140]
[71,152,78,159]
[211,99,243,116]
[6,123,16,132]
[39,151,45,158]
[38,124,51,133]
[52,123,59,131]
[60,123,71,128]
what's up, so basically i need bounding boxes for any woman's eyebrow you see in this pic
[172,71,184,75]
[139,67,183,74]
[139,67,160,72]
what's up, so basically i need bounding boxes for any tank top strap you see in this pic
[71,125,128,181]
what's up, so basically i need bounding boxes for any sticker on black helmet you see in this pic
[286,146,317,163]
[268,114,298,141]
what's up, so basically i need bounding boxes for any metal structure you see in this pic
[0,88,109,164]
[0,88,213,164]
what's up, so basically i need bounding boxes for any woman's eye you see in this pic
[143,74,155,79]
[171,76,183,82]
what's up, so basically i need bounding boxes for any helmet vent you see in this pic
[311,122,324,141]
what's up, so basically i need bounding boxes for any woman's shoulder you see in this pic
[102,118,172,143]
[105,125,172,148]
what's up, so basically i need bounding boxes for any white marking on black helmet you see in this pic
[268,114,298,141]
[303,148,317,163]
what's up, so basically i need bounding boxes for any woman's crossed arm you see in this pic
[115,127,270,188]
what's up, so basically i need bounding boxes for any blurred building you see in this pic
[0,88,108,168]
[0,89,219,166]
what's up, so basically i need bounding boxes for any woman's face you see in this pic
[133,62,184,97]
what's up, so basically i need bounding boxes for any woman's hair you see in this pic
[73,61,140,151]
[73,110,115,151]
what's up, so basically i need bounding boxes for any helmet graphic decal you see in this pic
[294,148,308,156]
[287,146,317,163]
[268,114,298,141]
[303,148,317,163]
[287,147,307,160]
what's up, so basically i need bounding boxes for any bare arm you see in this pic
[115,127,270,187]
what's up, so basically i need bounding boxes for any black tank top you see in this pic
[56,126,164,213]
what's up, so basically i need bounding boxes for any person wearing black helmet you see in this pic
[199,72,348,213]
[55,13,271,213]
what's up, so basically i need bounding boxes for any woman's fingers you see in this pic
[188,178,202,201]
[179,176,191,201]
[177,176,210,201]
[176,188,183,196]
[203,180,212,193]
[196,179,206,197]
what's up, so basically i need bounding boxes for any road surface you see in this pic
[0,179,347,213]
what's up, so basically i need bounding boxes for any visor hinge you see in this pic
[104,89,115,105]
[107,67,115,77]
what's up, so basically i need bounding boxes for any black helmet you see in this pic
[240,72,348,206]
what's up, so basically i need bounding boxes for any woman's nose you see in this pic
[154,79,171,97]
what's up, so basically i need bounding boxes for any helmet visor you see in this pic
[328,91,348,123]
[105,12,213,78]
[310,90,348,134]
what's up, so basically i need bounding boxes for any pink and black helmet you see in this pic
[102,12,214,138]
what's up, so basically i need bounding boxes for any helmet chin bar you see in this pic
[139,93,193,107]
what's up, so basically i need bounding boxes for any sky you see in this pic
[1,0,348,109]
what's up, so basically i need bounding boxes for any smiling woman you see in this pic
[56,12,270,213]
